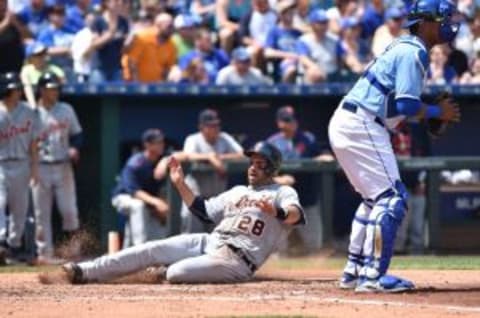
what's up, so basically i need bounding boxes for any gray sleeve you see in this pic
[204,187,236,224]
[276,186,305,225]
[220,132,243,153]
[67,104,82,135]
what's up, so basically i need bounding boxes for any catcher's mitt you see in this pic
[425,91,454,138]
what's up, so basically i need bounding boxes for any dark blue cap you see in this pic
[276,105,297,122]
[199,108,221,126]
[142,129,164,143]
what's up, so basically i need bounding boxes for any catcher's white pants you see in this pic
[79,233,253,283]
[328,104,400,200]
[0,160,31,248]
[112,194,169,247]
[329,103,401,276]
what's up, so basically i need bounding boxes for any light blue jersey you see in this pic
[343,35,429,128]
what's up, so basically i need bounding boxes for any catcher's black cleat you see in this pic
[62,262,86,284]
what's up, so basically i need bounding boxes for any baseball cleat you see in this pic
[62,262,86,284]
[339,272,358,289]
[355,275,415,293]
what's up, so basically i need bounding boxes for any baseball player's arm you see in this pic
[30,140,39,185]
[256,199,303,225]
[134,190,168,223]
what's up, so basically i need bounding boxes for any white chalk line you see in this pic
[2,293,480,313]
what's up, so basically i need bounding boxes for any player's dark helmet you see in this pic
[244,142,282,176]
[37,72,62,90]
[0,72,22,99]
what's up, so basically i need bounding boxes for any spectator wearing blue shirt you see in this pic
[65,0,92,33]
[111,129,171,248]
[360,0,385,40]
[264,0,322,83]
[268,105,334,254]
[37,5,75,81]
[90,0,129,82]
[16,0,50,37]
[296,9,346,81]
[178,28,229,83]
[427,44,458,84]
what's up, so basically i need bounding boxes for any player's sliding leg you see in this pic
[340,202,372,289]
[166,248,252,284]
[356,180,414,293]
[64,233,209,283]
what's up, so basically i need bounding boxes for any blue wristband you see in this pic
[426,104,442,119]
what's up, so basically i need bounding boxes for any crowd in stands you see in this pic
[2,0,480,86]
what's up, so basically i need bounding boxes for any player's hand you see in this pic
[168,156,184,185]
[68,148,80,164]
[256,198,277,217]
[438,97,461,122]
[153,200,169,225]
[208,153,226,177]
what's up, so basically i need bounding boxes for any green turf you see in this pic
[267,255,480,270]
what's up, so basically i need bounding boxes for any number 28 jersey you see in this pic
[206,183,305,268]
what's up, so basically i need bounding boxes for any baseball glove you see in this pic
[424,91,455,138]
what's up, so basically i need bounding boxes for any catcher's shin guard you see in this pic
[361,181,408,279]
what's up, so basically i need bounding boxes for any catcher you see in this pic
[60,142,305,284]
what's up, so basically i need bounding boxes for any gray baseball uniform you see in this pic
[182,131,243,233]
[31,101,82,257]
[0,101,38,248]
[77,183,304,283]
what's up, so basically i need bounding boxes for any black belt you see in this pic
[342,102,385,128]
[226,244,257,273]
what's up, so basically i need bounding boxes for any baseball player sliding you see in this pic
[329,0,461,292]
[61,142,305,284]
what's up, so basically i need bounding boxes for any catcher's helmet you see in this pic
[37,72,62,90]
[244,142,282,176]
[404,0,458,42]
[0,72,22,98]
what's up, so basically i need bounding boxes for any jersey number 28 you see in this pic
[237,216,265,236]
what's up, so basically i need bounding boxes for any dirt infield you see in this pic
[1,267,480,318]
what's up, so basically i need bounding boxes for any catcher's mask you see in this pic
[244,142,282,176]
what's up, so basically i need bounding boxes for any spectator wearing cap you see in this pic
[37,4,76,81]
[123,13,177,83]
[21,42,65,107]
[267,105,333,254]
[172,13,198,60]
[216,0,252,53]
[216,46,270,85]
[177,28,229,83]
[111,129,173,247]
[265,0,322,83]
[238,0,277,69]
[0,0,26,73]
[296,9,344,82]
[371,7,406,57]
[181,108,244,233]
[89,0,129,82]
[16,0,50,37]
[360,0,385,41]
[338,17,370,77]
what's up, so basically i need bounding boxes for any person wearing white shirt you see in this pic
[71,13,98,83]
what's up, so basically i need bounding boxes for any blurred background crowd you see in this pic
[3,0,480,90]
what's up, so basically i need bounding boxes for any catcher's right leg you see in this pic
[71,233,209,283]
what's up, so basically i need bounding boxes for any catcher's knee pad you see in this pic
[364,181,408,279]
